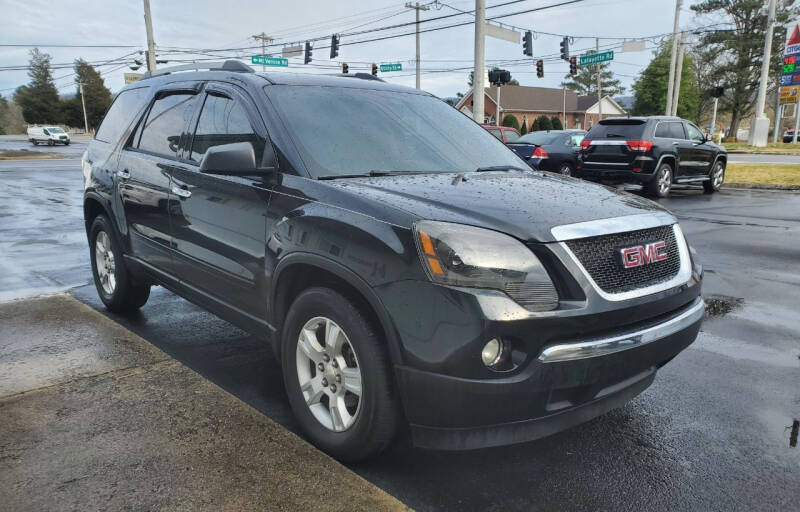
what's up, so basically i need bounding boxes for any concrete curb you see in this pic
[725,183,800,191]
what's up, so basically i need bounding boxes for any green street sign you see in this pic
[579,50,614,66]
[251,55,288,67]
[379,63,402,72]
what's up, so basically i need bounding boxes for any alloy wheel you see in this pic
[94,231,116,295]
[296,316,363,432]
[712,163,724,189]
[559,164,572,176]
[658,167,671,196]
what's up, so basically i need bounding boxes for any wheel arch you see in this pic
[270,252,405,367]
[83,193,112,234]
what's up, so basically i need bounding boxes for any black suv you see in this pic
[83,62,704,460]
[577,116,727,197]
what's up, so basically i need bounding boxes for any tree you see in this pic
[550,116,563,130]
[561,58,624,97]
[631,42,699,120]
[14,48,62,124]
[691,0,797,138]
[533,115,552,131]
[0,97,26,134]
[502,114,520,130]
[520,117,528,135]
[0,95,7,134]
[65,59,112,130]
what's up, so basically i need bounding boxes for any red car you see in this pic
[482,125,520,143]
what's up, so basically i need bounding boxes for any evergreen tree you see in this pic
[561,58,624,97]
[69,59,113,130]
[536,115,553,131]
[0,95,8,135]
[550,116,563,130]
[14,49,62,124]
[520,118,528,135]
[631,42,699,120]
[502,114,520,130]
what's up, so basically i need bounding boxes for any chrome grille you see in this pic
[504,281,558,311]
[565,225,681,294]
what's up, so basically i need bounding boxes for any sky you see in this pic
[1,0,710,100]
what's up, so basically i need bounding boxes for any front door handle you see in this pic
[117,169,131,179]
[172,185,192,199]
[672,142,680,145]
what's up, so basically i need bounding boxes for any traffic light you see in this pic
[330,34,340,59]
[560,36,569,61]
[536,59,544,78]
[711,86,725,98]
[523,31,532,57]
[304,41,312,64]
[371,63,378,76]
[569,56,577,76]
[342,62,349,74]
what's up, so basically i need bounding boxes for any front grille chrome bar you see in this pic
[538,298,704,363]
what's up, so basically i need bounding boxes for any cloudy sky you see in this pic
[1,0,711,100]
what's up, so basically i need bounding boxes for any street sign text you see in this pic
[579,51,614,66]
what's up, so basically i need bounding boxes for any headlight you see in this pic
[413,220,558,311]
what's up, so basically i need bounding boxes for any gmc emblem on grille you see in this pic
[620,241,668,269]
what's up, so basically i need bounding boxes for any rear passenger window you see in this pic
[487,130,503,141]
[137,92,198,158]
[655,123,671,138]
[190,93,263,163]
[95,87,149,143]
[669,122,686,139]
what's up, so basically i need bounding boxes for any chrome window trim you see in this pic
[538,297,704,362]
[580,161,630,166]
[550,212,676,242]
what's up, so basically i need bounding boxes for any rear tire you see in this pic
[703,161,724,194]
[47,139,54,146]
[31,140,38,146]
[89,215,150,313]
[558,163,573,176]
[282,287,399,461]
[646,163,672,198]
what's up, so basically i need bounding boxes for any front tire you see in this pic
[89,215,150,313]
[558,163,573,176]
[47,139,54,146]
[646,163,673,198]
[282,287,399,461]
[703,161,724,194]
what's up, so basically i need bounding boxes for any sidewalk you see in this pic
[0,295,409,511]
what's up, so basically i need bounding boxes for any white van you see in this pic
[27,126,70,146]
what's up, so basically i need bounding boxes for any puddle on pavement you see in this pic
[703,294,744,318]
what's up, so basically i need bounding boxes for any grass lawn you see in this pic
[722,142,800,154]
[726,163,800,186]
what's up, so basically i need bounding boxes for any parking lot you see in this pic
[1,152,798,510]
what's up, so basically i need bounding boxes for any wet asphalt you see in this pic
[1,154,798,511]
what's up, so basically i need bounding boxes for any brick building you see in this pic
[454,85,627,130]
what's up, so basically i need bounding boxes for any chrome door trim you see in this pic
[550,212,676,242]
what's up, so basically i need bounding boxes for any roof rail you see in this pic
[142,60,254,80]
[333,72,384,82]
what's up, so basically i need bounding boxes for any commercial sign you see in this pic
[379,63,402,72]
[123,73,142,84]
[781,20,800,95]
[579,50,614,66]
[281,45,303,58]
[484,22,520,44]
[780,85,800,105]
[251,55,288,67]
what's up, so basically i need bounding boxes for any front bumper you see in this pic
[394,297,703,450]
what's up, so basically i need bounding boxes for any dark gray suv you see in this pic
[83,61,704,460]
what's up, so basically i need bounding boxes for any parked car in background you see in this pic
[782,129,796,143]
[577,116,726,198]
[482,124,520,143]
[27,126,70,146]
[83,62,704,461]
[506,130,585,175]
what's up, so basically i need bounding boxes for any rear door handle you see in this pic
[172,185,191,199]
[672,142,680,145]
[117,169,131,179]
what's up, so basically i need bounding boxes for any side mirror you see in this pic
[199,142,263,176]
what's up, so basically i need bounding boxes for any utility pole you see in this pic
[252,32,274,72]
[665,0,682,116]
[671,32,686,116]
[406,2,429,90]
[750,0,778,146]
[496,86,502,126]
[78,82,89,134]
[562,86,566,128]
[773,85,782,144]
[596,38,602,123]
[711,96,719,141]
[143,0,157,72]
[472,0,486,123]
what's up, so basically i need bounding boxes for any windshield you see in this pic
[48,127,65,133]
[515,132,561,145]
[267,86,524,178]
[504,130,520,142]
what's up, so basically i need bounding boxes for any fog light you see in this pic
[481,338,505,367]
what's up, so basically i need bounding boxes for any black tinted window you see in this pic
[586,121,645,139]
[669,122,686,139]
[685,123,703,141]
[95,87,149,143]
[516,132,562,145]
[137,92,197,158]
[655,123,670,138]
[190,93,263,162]
[487,129,503,141]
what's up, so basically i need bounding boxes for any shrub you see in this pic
[502,115,520,130]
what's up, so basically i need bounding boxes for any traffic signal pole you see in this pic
[472,0,486,124]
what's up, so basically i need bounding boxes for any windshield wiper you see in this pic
[475,165,528,173]
[318,170,431,180]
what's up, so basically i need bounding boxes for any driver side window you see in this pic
[190,92,264,163]
[685,123,704,142]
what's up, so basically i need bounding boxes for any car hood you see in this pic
[327,171,670,243]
